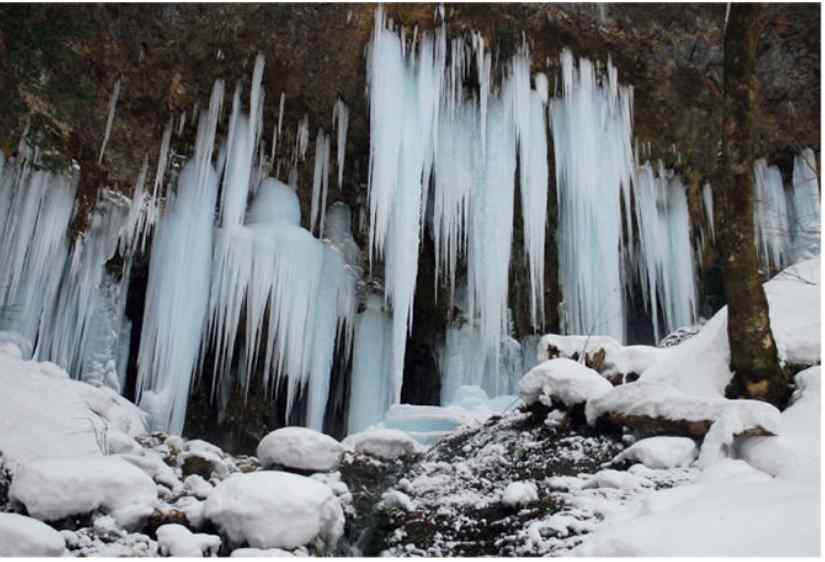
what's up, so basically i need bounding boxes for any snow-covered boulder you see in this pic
[612,436,698,469]
[502,481,539,507]
[156,524,221,557]
[537,334,664,378]
[9,455,157,530]
[0,351,145,468]
[257,427,343,472]
[582,469,644,490]
[178,439,232,480]
[183,474,214,499]
[0,513,65,556]
[586,381,781,439]
[343,429,420,460]
[204,471,344,551]
[519,358,613,408]
[739,366,820,483]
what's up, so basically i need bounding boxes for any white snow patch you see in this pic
[0,513,66,557]
[582,469,644,490]
[257,427,343,472]
[204,471,344,550]
[156,523,221,557]
[613,436,697,469]
[9,455,157,530]
[502,481,539,507]
[519,358,613,407]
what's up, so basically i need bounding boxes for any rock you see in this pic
[502,481,539,508]
[342,429,420,460]
[612,436,698,469]
[519,358,613,408]
[178,439,231,480]
[204,471,344,551]
[586,382,781,439]
[9,455,157,530]
[257,427,344,473]
[156,523,221,557]
[0,513,65,556]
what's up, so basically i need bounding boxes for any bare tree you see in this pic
[717,3,790,407]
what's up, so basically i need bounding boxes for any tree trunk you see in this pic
[718,3,790,407]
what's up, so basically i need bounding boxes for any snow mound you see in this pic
[156,524,221,557]
[0,352,146,468]
[343,428,421,460]
[537,334,664,376]
[231,547,297,557]
[582,469,644,490]
[613,436,697,469]
[519,358,613,407]
[0,513,65,556]
[586,381,781,437]
[502,481,539,507]
[257,427,343,472]
[739,366,820,483]
[9,455,157,530]
[204,471,344,551]
[641,257,820,397]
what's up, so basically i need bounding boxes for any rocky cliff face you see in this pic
[0,4,819,451]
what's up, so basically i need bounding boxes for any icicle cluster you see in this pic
[631,161,698,342]
[550,49,635,342]
[788,148,820,262]
[753,158,791,273]
[365,9,550,404]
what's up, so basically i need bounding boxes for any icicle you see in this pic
[294,114,310,163]
[272,91,286,163]
[347,294,394,434]
[332,98,349,189]
[549,50,634,341]
[136,82,223,433]
[310,129,331,236]
[753,158,790,273]
[789,148,820,262]
[702,182,715,241]
[632,162,698,342]
[98,78,122,165]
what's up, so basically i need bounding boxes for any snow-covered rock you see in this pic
[204,471,344,551]
[502,481,539,507]
[537,334,664,377]
[582,469,644,490]
[0,513,65,556]
[586,381,782,438]
[343,428,421,460]
[519,358,613,408]
[9,455,157,530]
[156,524,221,557]
[380,489,416,511]
[739,366,820,482]
[257,427,343,472]
[178,439,233,480]
[231,547,297,557]
[0,352,146,468]
[183,474,214,499]
[612,436,697,469]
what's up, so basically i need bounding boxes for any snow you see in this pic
[0,351,145,468]
[343,428,421,460]
[519,358,613,408]
[184,475,214,499]
[232,547,297,557]
[537,334,664,377]
[502,481,539,507]
[612,436,697,469]
[381,489,417,512]
[204,471,344,551]
[0,513,66,557]
[585,380,782,436]
[9,455,157,530]
[156,524,221,557]
[582,469,643,490]
[257,427,344,472]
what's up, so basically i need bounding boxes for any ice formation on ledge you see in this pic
[550,49,634,342]
[631,161,698,342]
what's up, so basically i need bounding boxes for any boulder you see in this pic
[0,513,65,556]
[204,471,344,551]
[612,436,698,469]
[343,429,420,460]
[519,358,613,408]
[257,427,343,473]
